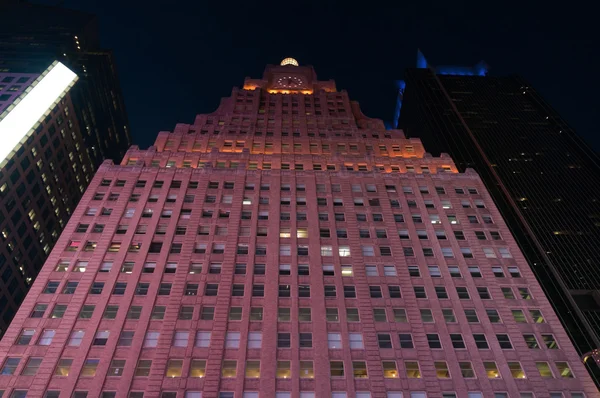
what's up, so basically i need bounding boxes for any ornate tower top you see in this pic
[280,57,299,66]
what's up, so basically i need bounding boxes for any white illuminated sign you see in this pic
[0,61,77,166]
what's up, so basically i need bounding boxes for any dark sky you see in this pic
[38,0,599,151]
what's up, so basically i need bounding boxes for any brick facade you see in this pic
[0,60,597,398]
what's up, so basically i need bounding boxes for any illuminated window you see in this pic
[555,362,573,378]
[245,360,260,378]
[222,360,237,377]
[277,361,291,378]
[434,362,450,378]
[508,362,526,378]
[383,361,398,378]
[187,359,206,378]
[165,359,183,377]
[300,361,314,379]
[536,362,553,378]
[81,359,99,376]
[484,362,500,378]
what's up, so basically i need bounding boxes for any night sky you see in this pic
[38,0,599,152]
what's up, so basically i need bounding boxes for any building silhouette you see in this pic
[0,1,131,336]
[397,50,600,385]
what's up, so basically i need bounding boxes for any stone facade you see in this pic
[0,60,596,398]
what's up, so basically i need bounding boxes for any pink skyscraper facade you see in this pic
[0,59,597,398]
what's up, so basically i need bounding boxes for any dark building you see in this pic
[0,0,132,167]
[396,50,600,386]
[0,1,131,337]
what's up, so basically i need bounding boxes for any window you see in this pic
[330,361,344,377]
[30,303,47,318]
[518,287,532,299]
[434,362,450,379]
[413,286,426,298]
[278,333,291,348]
[487,309,501,323]
[530,309,545,323]
[326,308,339,322]
[497,334,513,349]
[20,357,42,376]
[420,309,434,322]
[195,331,211,347]
[442,308,456,322]
[38,329,55,345]
[299,333,313,348]
[373,308,387,322]
[68,330,85,346]
[349,333,364,349]
[555,362,573,378]
[369,286,382,298]
[427,334,442,349]
[456,287,470,299]
[93,330,110,345]
[248,332,262,348]
[477,286,491,299]
[135,360,152,376]
[542,334,558,350]
[108,359,126,376]
[54,358,73,376]
[508,267,521,277]
[172,331,189,347]
[200,306,215,320]
[483,361,500,379]
[459,362,474,378]
[245,360,261,378]
[464,309,479,323]
[435,286,448,299]
[118,331,134,346]
[474,334,489,349]
[82,359,100,376]
[226,332,240,348]
[343,308,358,322]
[399,334,414,348]
[536,362,553,378]
[328,333,342,349]
[144,331,160,347]
[405,361,420,378]
[509,362,526,378]
[450,334,465,349]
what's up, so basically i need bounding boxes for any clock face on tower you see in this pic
[274,75,305,89]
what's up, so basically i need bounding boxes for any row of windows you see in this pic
[100,179,478,196]
[155,140,422,157]
[15,325,560,352]
[83,205,493,229]
[53,259,521,280]
[1,354,575,380]
[66,238,512,263]
[29,302,546,325]
[126,158,453,173]
[41,277,533,301]
[75,222,501,243]
[0,391,589,398]
[90,193,487,214]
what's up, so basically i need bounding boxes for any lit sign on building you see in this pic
[0,61,77,166]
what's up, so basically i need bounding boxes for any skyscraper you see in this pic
[0,0,132,168]
[0,1,132,336]
[397,50,600,385]
[0,59,596,398]
[0,61,97,337]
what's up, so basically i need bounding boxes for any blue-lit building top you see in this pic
[392,50,488,128]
